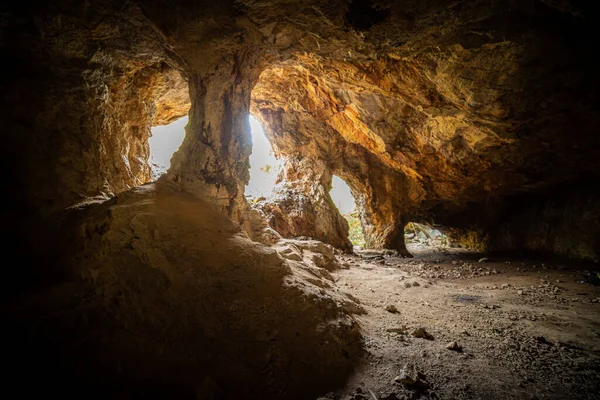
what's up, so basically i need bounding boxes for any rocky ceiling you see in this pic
[2,0,600,397]
[3,0,599,260]
[249,0,600,258]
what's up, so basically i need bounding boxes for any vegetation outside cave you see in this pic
[405,222,448,248]
[330,176,366,249]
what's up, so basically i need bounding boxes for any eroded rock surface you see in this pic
[254,157,353,251]
[2,1,600,398]
[6,183,361,398]
[250,2,600,257]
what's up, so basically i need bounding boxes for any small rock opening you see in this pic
[245,115,282,199]
[330,176,366,250]
[149,116,188,180]
[405,222,448,250]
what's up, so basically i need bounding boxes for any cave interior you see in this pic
[2,0,600,399]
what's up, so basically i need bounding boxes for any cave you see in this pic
[245,115,281,199]
[149,116,188,180]
[2,1,600,399]
[330,175,367,250]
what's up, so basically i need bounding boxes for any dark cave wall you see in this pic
[433,181,600,262]
[490,183,600,261]
[0,1,190,218]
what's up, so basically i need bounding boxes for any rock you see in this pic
[411,281,420,287]
[446,341,462,351]
[478,257,489,263]
[517,289,524,295]
[386,327,408,334]
[411,327,434,340]
[385,304,399,313]
[394,364,420,386]
[403,281,411,288]
[501,284,509,289]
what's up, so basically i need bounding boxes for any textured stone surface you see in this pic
[255,157,353,251]
[1,1,191,217]
[249,1,600,257]
[6,184,362,398]
[2,1,600,397]
[4,0,599,259]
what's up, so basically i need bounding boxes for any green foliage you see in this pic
[260,164,272,174]
[344,210,366,248]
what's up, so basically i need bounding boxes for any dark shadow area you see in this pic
[345,0,389,31]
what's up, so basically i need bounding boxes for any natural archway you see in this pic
[245,115,281,199]
[4,1,600,399]
[149,116,188,180]
[330,176,366,249]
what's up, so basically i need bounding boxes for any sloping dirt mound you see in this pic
[5,184,362,399]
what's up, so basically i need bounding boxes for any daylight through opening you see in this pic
[404,222,448,249]
[330,176,366,249]
[245,115,281,199]
[149,116,188,180]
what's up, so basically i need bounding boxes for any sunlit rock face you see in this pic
[250,1,600,257]
[255,157,354,252]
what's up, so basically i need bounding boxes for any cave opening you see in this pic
[330,176,366,249]
[245,115,281,199]
[404,222,447,250]
[149,116,188,181]
[5,2,600,399]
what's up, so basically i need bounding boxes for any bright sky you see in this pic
[245,115,282,198]
[149,117,187,177]
[330,175,356,214]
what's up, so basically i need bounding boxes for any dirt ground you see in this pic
[325,244,600,400]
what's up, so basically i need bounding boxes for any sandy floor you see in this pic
[327,244,600,400]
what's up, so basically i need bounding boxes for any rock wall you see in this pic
[250,1,600,256]
[434,180,600,262]
[5,184,362,398]
[2,0,600,397]
[1,1,190,218]
[255,157,353,252]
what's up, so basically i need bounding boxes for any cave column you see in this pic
[350,175,413,256]
[167,41,267,221]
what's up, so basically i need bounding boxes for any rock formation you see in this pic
[250,2,600,257]
[5,183,361,398]
[1,0,600,398]
[255,157,353,252]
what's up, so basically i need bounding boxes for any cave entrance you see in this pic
[330,176,366,249]
[404,222,447,250]
[149,116,188,180]
[245,115,281,199]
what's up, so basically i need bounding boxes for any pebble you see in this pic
[446,341,462,351]
[385,304,398,313]
[394,364,420,386]
[412,327,434,340]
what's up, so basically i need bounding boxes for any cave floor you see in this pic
[329,245,600,400]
